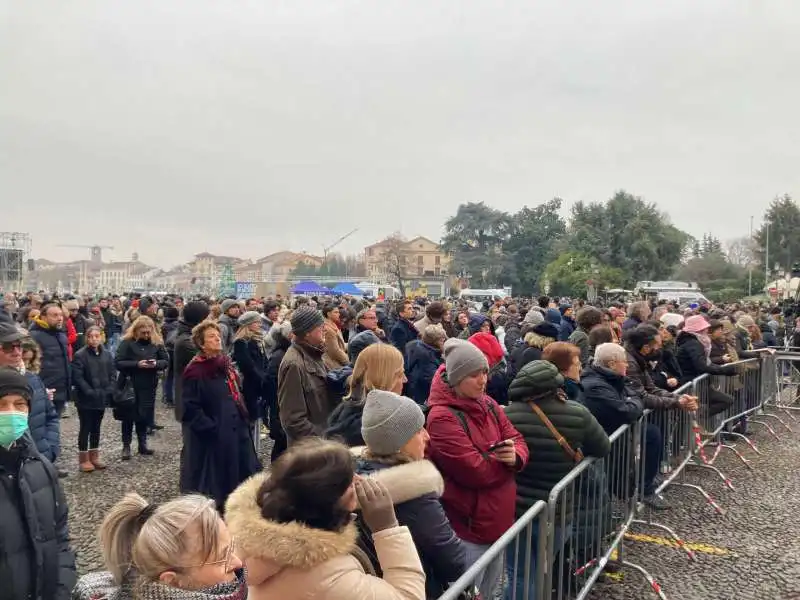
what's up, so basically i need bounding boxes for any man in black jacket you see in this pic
[0,367,76,599]
[581,343,667,509]
[28,303,71,417]
[390,300,419,360]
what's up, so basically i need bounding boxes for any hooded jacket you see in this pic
[505,369,610,516]
[675,331,738,383]
[425,365,528,544]
[224,472,426,600]
[355,456,467,598]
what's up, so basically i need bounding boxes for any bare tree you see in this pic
[725,236,754,267]
[380,233,410,297]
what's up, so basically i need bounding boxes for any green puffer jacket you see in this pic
[506,379,611,518]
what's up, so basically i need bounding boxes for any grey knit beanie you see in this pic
[290,306,324,337]
[444,338,488,387]
[524,310,544,325]
[237,311,261,328]
[361,390,425,456]
[220,299,238,314]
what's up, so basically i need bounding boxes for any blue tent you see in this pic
[291,281,332,295]
[332,282,365,295]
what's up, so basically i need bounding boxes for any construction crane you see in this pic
[322,228,359,263]
[57,244,114,264]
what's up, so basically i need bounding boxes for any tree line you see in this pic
[441,190,800,302]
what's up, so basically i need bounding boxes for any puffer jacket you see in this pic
[25,370,60,462]
[27,320,71,407]
[0,435,76,600]
[225,472,425,600]
[426,366,528,545]
[71,344,115,411]
[355,455,467,599]
[675,332,738,383]
[505,370,610,517]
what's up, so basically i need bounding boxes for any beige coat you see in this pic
[225,472,426,600]
[323,319,349,370]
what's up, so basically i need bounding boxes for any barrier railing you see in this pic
[435,352,794,600]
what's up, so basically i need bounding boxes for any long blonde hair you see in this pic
[123,315,163,345]
[345,343,404,400]
[21,336,42,374]
[99,493,222,586]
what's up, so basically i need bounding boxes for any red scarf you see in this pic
[188,353,249,420]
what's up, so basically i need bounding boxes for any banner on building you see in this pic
[235,281,256,299]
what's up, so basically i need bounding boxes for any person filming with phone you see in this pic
[113,316,169,460]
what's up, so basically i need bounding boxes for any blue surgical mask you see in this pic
[0,411,29,447]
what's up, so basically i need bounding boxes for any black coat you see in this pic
[406,341,442,404]
[355,458,466,599]
[179,355,261,509]
[113,339,169,422]
[172,321,198,420]
[325,386,365,447]
[28,322,71,407]
[232,337,268,420]
[675,332,737,383]
[0,435,76,600]
[72,345,115,411]
[580,365,643,435]
[390,319,419,360]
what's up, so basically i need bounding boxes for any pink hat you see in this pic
[683,315,710,334]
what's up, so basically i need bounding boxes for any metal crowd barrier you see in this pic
[435,352,796,600]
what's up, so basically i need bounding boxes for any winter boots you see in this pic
[121,445,132,461]
[78,451,95,473]
[89,449,107,470]
[137,433,154,456]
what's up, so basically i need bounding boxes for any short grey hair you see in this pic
[594,342,627,367]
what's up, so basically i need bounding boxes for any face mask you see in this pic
[0,411,29,447]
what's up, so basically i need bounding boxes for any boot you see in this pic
[137,435,154,456]
[78,451,95,473]
[121,445,132,461]
[89,449,107,470]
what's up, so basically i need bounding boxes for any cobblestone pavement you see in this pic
[587,410,800,600]
[62,402,800,598]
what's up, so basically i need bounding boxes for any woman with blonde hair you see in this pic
[21,335,42,373]
[73,493,246,600]
[326,343,407,447]
[232,311,269,420]
[114,316,169,460]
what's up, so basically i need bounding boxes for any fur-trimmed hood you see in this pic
[224,472,358,586]
[350,449,444,504]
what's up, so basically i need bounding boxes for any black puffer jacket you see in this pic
[580,365,643,435]
[406,340,442,404]
[355,456,467,599]
[72,345,115,411]
[675,332,737,383]
[0,435,76,600]
[28,321,71,407]
[506,365,610,516]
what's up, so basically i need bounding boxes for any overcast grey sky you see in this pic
[2,1,799,268]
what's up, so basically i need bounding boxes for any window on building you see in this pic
[435,267,441,276]
[368,248,374,257]
[418,266,423,276]
[417,255,423,265]
[435,255,441,265]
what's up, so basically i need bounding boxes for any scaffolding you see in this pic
[0,232,32,292]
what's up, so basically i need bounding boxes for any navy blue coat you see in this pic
[559,316,576,341]
[580,365,643,436]
[25,372,60,462]
[390,319,419,359]
[180,356,262,510]
[406,341,442,404]
[232,337,268,420]
[28,322,71,407]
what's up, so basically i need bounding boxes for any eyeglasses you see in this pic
[177,539,239,572]
[1,341,22,353]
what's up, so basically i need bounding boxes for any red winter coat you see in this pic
[425,365,528,545]
[65,318,77,361]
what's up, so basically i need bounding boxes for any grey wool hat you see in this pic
[443,337,489,387]
[361,389,425,456]
[237,311,261,328]
[220,299,238,314]
[290,305,325,337]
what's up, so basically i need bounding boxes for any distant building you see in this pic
[188,253,243,290]
[255,251,324,281]
[364,236,450,281]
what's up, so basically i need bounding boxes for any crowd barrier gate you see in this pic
[436,352,794,600]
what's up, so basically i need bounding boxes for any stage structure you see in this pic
[0,232,32,292]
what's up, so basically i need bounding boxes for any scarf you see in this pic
[73,570,247,600]
[688,331,712,359]
[189,354,249,420]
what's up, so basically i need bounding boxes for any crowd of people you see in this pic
[0,288,793,600]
